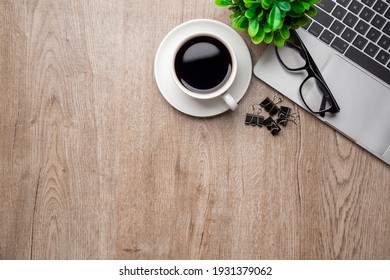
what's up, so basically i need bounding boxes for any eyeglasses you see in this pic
[275,29,340,117]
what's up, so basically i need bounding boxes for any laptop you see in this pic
[253,0,390,166]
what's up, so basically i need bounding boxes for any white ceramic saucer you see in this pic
[154,19,252,117]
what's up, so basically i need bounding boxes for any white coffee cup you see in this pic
[171,32,238,111]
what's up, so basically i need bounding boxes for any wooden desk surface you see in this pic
[1,0,389,260]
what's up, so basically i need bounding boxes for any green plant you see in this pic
[215,0,319,46]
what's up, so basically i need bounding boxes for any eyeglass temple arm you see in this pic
[319,83,329,117]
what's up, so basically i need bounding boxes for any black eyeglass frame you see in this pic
[275,29,340,117]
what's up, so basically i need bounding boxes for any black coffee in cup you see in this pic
[174,36,232,94]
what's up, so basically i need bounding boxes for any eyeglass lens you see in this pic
[301,77,333,113]
[277,44,307,69]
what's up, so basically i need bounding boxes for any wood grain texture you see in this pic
[1,0,389,260]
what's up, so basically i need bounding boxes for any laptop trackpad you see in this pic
[321,54,390,156]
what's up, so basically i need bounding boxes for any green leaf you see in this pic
[232,17,241,29]
[263,22,272,33]
[245,9,256,19]
[245,2,260,9]
[264,31,274,44]
[291,1,305,14]
[257,10,265,21]
[252,27,265,44]
[279,25,290,39]
[261,0,273,10]
[248,18,259,37]
[274,31,285,47]
[302,2,311,10]
[277,1,291,12]
[268,5,282,31]
[237,17,249,31]
[309,0,321,4]
[239,1,246,11]
[306,6,317,17]
[296,15,311,27]
[230,12,241,20]
[249,3,261,10]
[215,0,231,7]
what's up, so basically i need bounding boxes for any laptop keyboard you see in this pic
[303,0,390,85]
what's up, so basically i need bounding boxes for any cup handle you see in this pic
[221,92,238,111]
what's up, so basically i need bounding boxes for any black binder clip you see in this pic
[245,113,264,126]
[260,94,283,116]
[264,117,281,136]
[276,106,291,126]
[245,104,264,127]
[276,106,300,126]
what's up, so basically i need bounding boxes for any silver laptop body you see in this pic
[254,0,390,166]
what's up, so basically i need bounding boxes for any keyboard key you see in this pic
[371,14,387,29]
[364,42,380,57]
[384,22,390,36]
[331,37,349,53]
[308,21,324,37]
[348,0,364,14]
[361,0,376,6]
[378,34,390,49]
[345,46,390,84]
[360,7,375,22]
[332,5,348,20]
[331,20,346,34]
[373,1,389,14]
[320,29,336,44]
[376,50,390,65]
[367,27,382,42]
[337,0,352,8]
[343,12,359,27]
[342,27,357,42]
[353,34,369,49]
[355,20,370,34]
[316,0,336,13]
[312,7,334,27]
[385,6,390,19]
